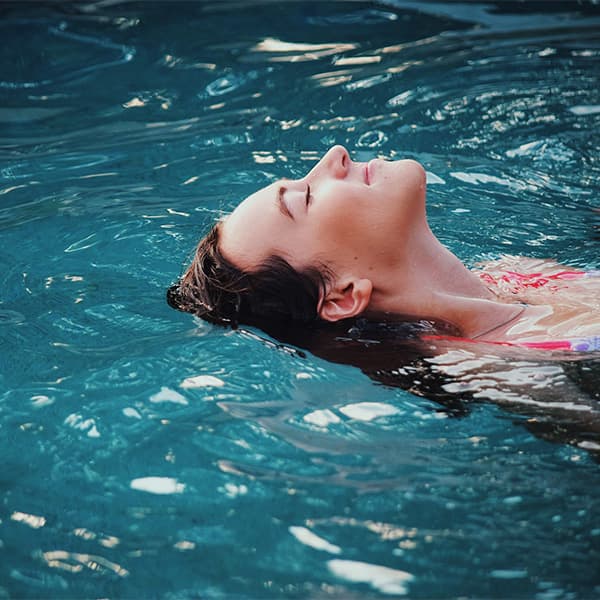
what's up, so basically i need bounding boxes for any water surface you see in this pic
[1,1,599,597]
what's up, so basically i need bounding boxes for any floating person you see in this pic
[167,145,600,452]
[167,145,600,354]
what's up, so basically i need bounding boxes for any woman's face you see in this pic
[220,145,427,287]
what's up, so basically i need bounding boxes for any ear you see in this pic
[318,278,373,322]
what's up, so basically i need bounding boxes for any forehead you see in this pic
[219,182,279,269]
[224,181,277,232]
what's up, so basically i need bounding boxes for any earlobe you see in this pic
[319,278,373,322]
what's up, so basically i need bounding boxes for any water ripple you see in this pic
[0,20,134,90]
[1,2,600,598]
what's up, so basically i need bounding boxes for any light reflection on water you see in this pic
[0,1,599,598]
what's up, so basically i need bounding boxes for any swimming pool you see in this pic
[1,0,599,597]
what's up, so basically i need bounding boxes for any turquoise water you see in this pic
[1,1,600,597]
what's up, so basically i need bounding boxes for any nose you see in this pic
[307,145,349,181]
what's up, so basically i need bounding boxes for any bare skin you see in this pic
[476,256,600,342]
[219,145,597,343]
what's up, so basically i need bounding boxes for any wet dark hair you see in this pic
[166,221,463,364]
[166,222,331,331]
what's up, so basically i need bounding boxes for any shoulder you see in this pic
[475,254,582,276]
[474,255,598,306]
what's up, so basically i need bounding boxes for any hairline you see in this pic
[213,218,334,294]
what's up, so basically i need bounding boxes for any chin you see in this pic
[392,159,427,200]
[402,158,426,182]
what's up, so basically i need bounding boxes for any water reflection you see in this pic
[1,1,599,597]
[0,20,133,89]
[233,320,600,459]
[249,38,357,62]
[43,550,129,577]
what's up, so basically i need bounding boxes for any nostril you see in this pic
[339,148,350,175]
[326,145,349,178]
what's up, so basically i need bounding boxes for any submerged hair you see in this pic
[166,223,331,330]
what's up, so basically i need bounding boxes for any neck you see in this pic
[370,225,524,339]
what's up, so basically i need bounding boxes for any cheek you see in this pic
[305,188,380,248]
[302,210,366,267]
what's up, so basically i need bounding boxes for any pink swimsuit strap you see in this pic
[518,337,600,352]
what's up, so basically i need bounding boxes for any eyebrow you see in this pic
[277,185,294,220]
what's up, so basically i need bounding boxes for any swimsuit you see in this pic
[515,337,600,352]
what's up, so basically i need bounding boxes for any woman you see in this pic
[168,145,599,352]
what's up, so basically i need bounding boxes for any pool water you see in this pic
[1,1,599,597]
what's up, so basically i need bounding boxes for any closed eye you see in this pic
[305,184,311,207]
